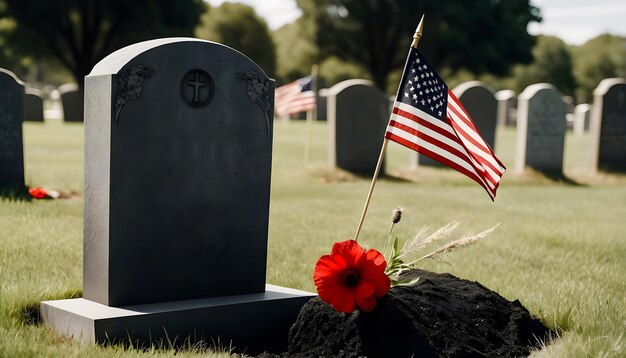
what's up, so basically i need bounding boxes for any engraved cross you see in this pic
[188,73,206,103]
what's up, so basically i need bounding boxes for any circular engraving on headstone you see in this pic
[180,69,214,108]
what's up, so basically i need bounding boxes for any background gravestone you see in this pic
[58,83,83,122]
[0,68,25,192]
[496,89,517,127]
[327,79,388,175]
[515,83,567,173]
[452,81,497,148]
[41,38,313,352]
[24,88,45,122]
[589,78,626,172]
[416,81,497,167]
[573,103,591,135]
[317,89,328,121]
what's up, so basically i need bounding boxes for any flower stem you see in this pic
[383,222,396,259]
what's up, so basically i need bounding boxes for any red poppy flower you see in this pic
[28,187,47,199]
[314,240,390,313]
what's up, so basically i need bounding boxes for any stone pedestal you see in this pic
[42,285,314,353]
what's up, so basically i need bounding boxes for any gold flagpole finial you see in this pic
[411,14,425,48]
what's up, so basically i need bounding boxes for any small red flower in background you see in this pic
[28,187,47,199]
[314,240,390,313]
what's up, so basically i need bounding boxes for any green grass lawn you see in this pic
[1,119,625,357]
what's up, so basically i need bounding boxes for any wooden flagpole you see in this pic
[353,15,425,242]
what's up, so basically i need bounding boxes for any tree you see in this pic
[571,34,626,102]
[298,0,540,92]
[196,3,276,78]
[508,35,577,96]
[273,19,318,84]
[0,0,205,89]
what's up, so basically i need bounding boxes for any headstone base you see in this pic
[41,284,315,354]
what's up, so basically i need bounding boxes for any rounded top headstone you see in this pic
[452,80,495,97]
[0,67,24,86]
[326,79,374,96]
[57,83,79,94]
[495,89,516,101]
[593,77,626,96]
[574,103,590,113]
[518,83,560,101]
[89,37,269,78]
[25,87,44,97]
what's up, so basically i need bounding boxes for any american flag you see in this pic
[385,48,505,200]
[274,76,316,117]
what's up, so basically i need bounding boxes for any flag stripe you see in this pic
[447,91,505,171]
[387,120,495,191]
[446,102,502,172]
[390,109,487,173]
[389,101,497,193]
[385,130,495,199]
[392,102,489,174]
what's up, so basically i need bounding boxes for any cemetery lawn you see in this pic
[1,119,625,357]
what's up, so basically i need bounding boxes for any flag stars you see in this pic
[412,69,416,73]
[430,106,435,111]
[412,94,418,100]
[414,76,419,81]
[421,100,426,105]
[438,111,443,116]
[410,86,414,92]
[404,92,409,98]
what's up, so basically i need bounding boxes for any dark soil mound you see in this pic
[285,269,553,357]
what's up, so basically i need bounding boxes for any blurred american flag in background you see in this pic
[274,76,316,116]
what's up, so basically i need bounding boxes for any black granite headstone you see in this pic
[589,78,626,172]
[59,83,83,122]
[42,38,314,350]
[316,90,328,121]
[327,80,388,175]
[0,68,25,192]
[515,83,567,173]
[24,88,45,122]
[83,39,275,307]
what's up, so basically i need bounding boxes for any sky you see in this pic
[206,0,626,45]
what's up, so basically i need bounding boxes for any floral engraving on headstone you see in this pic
[236,70,271,134]
[115,65,156,125]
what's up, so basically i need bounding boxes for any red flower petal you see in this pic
[356,280,375,298]
[313,240,391,313]
[332,288,357,313]
[356,293,377,312]
[28,187,47,199]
